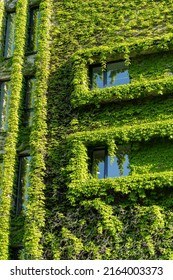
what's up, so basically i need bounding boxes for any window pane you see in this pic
[92,149,105,178]
[108,154,130,177]
[27,7,41,52]
[91,66,104,89]
[4,13,16,57]
[16,156,31,214]
[24,78,36,126]
[107,156,120,177]
[0,81,11,131]
[0,161,3,189]
[106,62,130,87]
[122,154,130,176]
[91,147,130,179]
[10,247,22,260]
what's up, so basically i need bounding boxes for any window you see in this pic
[0,81,11,131]
[27,6,41,53]
[90,61,130,89]
[4,12,16,57]
[24,77,36,126]
[10,246,23,260]
[16,156,31,215]
[90,146,130,179]
[0,161,3,186]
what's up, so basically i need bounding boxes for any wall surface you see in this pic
[46,0,173,260]
[0,0,173,259]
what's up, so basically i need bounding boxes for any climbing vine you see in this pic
[0,0,28,260]
[71,41,173,107]
[0,0,52,260]
[0,0,5,59]
[22,0,52,259]
[1,0,173,260]
[45,0,173,260]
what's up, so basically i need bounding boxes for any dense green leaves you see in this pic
[46,0,173,260]
[1,0,173,260]
[0,0,28,260]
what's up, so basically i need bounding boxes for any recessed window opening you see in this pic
[4,12,16,57]
[90,61,130,89]
[0,81,11,131]
[10,246,23,260]
[27,6,41,53]
[91,146,130,179]
[16,156,31,215]
[24,77,36,126]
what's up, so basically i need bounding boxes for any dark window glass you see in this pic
[91,147,130,179]
[16,156,31,215]
[24,77,36,126]
[27,7,41,53]
[0,81,11,131]
[90,61,130,89]
[10,246,23,260]
[4,12,16,57]
[0,161,3,185]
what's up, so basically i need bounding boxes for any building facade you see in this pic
[0,0,173,259]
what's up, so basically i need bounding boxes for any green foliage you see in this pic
[4,13,16,58]
[0,0,52,260]
[0,0,28,260]
[45,0,173,260]
[22,0,52,259]
[71,45,173,107]
[0,0,5,59]
[1,0,173,260]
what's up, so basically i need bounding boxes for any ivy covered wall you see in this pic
[0,0,173,259]
[0,0,52,260]
[45,0,173,260]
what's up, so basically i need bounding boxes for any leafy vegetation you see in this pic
[0,0,173,259]
[46,0,173,260]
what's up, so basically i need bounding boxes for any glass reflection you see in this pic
[92,66,103,89]
[0,81,11,131]
[91,61,130,89]
[4,13,16,57]
[106,62,130,87]
[91,148,130,179]
[16,156,31,214]
[27,7,41,52]
[92,149,105,178]
[107,154,130,177]
[24,78,36,126]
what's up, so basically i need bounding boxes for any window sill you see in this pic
[71,76,173,107]
[68,171,173,203]
[25,51,38,56]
